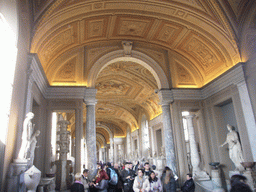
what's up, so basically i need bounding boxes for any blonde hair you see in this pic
[75,173,82,181]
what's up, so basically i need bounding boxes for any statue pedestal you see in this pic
[243,170,254,191]
[38,177,56,192]
[229,170,240,178]
[6,159,28,191]
[211,169,222,187]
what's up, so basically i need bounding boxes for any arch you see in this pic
[96,133,106,146]
[87,50,169,89]
[97,124,113,138]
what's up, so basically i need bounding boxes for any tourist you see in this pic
[82,169,90,192]
[133,169,150,192]
[230,174,253,192]
[160,166,171,185]
[148,171,162,192]
[93,173,109,192]
[144,162,152,178]
[121,162,135,192]
[114,163,123,192]
[162,169,176,192]
[106,162,118,192]
[95,163,109,184]
[181,173,195,192]
[151,165,161,178]
[71,173,85,192]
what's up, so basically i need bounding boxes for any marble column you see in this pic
[126,127,131,158]
[75,106,83,173]
[184,115,209,180]
[158,90,177,174]
[99,148,103,162]
[114,143,118,163]
[237,80,256,160]
[150,127,155,157]
[45,109,53,174]
[110,136,114,163]
[25,68,34,114]
[84,88,97,170]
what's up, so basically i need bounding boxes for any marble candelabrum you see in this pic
[55,115,72,190]
[209,162,223,188]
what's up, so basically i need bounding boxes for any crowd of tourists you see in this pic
[70,161,195,192]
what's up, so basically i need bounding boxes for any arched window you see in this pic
[0,13,18,144]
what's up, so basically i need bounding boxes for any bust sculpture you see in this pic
[220,124,244,171]
[18,112,35,160]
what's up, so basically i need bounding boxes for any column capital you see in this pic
[158,89,173,105]
[84,88,97,105]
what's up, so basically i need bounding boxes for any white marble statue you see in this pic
[148,147,152,158]
[18,112,35,160]
[220,124,244,171]
[26,130,40,168]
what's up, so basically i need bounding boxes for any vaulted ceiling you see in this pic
[29,0,255,143]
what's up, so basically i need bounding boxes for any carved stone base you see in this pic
[211,169,222,187]
[6,160,28,191]
[243,170,254,191]
[229,170,240,178]
[193,170,210,181]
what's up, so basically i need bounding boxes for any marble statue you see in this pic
[220,124,244,171]
[148,147,152,158]
[160,145,165,158]
[18,112,35,160]
[26,130,40,168]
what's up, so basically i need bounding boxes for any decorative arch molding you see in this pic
[97,124,113,138]
[96,133,106,144]
[87,50,169,89]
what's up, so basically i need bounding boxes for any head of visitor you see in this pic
[137,168,144,178]
[106,162,112,168]
[144,162,150,171]
[186,173,193,180]
[128,162,133,169]
[83,169,89,177]
[151,165,156,170]
[125,162,130,170]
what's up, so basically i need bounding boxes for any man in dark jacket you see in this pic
[181,173,195,192]
[120,162,135,192]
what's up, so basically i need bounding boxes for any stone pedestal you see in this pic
[229,170,240,178]
[38,177,56,192]
[211,169,222,188]
[6,160,28,192]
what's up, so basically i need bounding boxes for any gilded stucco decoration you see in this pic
[29,0,252,141]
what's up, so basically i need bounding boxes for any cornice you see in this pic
[172,63,246,100]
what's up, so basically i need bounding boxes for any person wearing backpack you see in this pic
[106,162,118,192]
